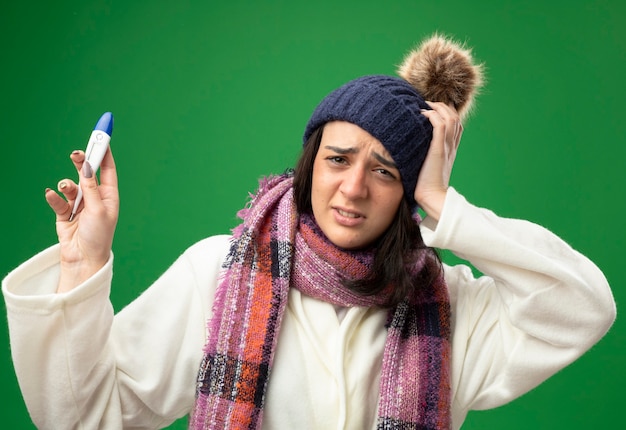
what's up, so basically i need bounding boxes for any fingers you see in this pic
[73,146,117,188]
[77,160,104,214]
[45,150,90,221]
[424,101,461,123]
[48,148,118,221]
[70,150,85,174]
[414,102,463,220]
[57,179,79,202]
[422,102,463,150]
[45,188,72,220]
[44,179,79,220]
[99,146,117,189]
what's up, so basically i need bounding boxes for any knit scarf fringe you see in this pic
[190,173,451,429]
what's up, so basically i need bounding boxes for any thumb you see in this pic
[79,160,100,203]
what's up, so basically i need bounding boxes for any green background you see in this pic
[1,1,624,428]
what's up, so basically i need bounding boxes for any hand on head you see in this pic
[414,102,463,221]
[44,148,119,293]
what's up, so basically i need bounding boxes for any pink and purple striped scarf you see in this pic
[191,173,451,429]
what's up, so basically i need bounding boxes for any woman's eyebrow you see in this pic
[373,152,397,168]
[323,145,357,154]
[323,145,397,168]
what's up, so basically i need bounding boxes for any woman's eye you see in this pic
[375,168,397,179]
[328,156,347,164]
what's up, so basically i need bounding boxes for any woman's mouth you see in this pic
[333,207,365,226]
[337,209,360,218]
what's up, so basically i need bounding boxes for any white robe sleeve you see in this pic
[2,234,231,429]
[420,188,615,424]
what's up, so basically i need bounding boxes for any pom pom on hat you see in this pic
[303,34,484,208]
[398,33,484,120]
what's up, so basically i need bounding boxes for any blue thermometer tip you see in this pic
[94,112,114,136]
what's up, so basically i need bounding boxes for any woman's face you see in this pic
[311,121,404,249]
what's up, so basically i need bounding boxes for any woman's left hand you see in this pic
[414,101,463,221]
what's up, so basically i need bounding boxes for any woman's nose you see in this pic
[339,168,368,200]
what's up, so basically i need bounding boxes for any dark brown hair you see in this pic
[293,126,443,308]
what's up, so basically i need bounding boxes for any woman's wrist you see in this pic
[57,259,106,293]
[416,189,447,222]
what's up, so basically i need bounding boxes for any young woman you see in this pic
[2,35,615,430]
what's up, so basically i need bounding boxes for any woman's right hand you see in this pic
[45,148,119,293]
[414,101,463,221]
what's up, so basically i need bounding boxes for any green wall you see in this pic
[1,1,624,428]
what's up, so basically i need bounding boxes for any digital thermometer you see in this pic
[69,112,114,221]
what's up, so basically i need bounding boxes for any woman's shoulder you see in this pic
[183,234,232,261]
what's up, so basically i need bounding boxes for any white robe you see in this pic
[2,188,615,429]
